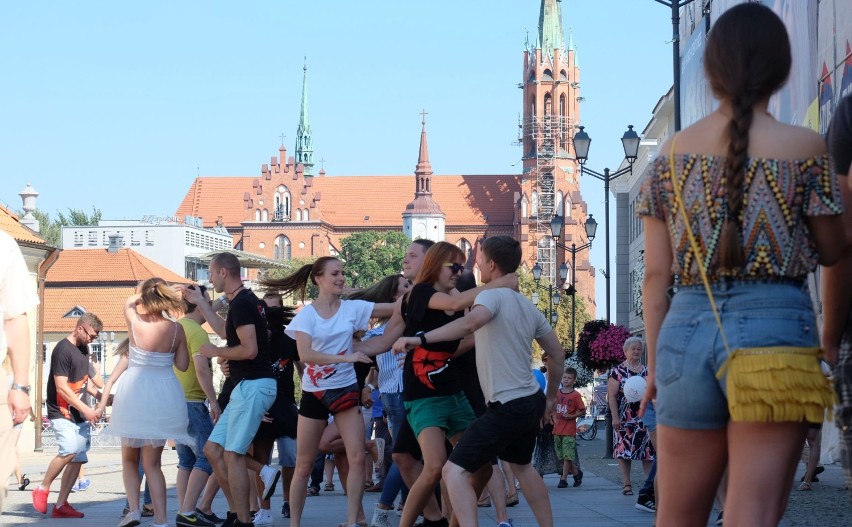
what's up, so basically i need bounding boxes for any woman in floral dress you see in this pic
[607,336,654,495]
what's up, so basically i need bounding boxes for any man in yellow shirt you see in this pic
[175,285,221,527]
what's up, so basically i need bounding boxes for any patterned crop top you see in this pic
[636,153,843,285]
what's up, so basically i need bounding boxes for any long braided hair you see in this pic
[703,3,791,270]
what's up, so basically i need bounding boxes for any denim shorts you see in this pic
[643,400,657,431]
[276,435,297,467]
[208,378,276,454]
[176,402,214,474]
[51,418,90,462]
[656,280,817,430]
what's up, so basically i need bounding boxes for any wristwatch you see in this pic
[366,383,376,392]
[415,331,428,346]
[10,383,31,395]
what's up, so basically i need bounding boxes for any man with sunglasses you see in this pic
[33,313,103,518]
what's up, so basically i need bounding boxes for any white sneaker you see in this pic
[116,510,141,527]
[370,506,393,527]
[374,438,386,470]
[253,508,273,526]
[259,465,281,501]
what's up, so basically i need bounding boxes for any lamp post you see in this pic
[573,125,639,324]
[533,215,597,352]
[531,266,562,328]
[652,0,699,131]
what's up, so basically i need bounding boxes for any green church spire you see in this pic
[538,0,565,53]
[295,59,313,176]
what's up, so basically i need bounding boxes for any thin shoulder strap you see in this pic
[170,321,178,352]
[668,136,732,357]
[129,316,139,347]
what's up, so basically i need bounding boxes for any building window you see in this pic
[555,191,564,216]
[275,186,291,221]
[303,209,309,221]
[74,232,84,247]
[531,191,539,216]
[87,231,98,246]
[296,209,302,221]
[262,209,269,222]
[255,209,261,222]
[457,239,472,262]
[521,195,528,218]
[274,235,291,261]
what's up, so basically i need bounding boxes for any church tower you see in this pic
[295,62,314,176]
[517,0,595,310]
[402,113,445,242]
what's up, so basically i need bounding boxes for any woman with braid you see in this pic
[637,4,844,526]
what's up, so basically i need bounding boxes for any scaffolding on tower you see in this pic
[518,113,573,283]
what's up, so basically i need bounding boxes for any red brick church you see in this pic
[175,0,596,309]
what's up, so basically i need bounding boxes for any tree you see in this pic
[519,267,593,363]
[339,231,410,288]
[57,206,102,226]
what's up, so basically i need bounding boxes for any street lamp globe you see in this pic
[532,291,540,305]
[551,312,558,325]
[553,291,561,306]
[532,263,543,281]
[549,213,564,240]
[572,125,591,163]
[584,214,598,241]
[621,125,640,163]
[559,262,569,282]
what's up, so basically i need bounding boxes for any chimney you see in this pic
[107,233,124,253]
[19,183,40,232]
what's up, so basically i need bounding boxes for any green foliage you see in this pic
[29,209,61,247]
[519,268,593,363]
[57,206,102,226]
[339,230,410,288]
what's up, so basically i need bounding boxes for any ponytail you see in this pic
[260,264,313,303]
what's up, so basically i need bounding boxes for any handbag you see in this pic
[532,423,561,476]
[667,137,833,423]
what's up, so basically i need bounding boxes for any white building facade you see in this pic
[61,216,232,279]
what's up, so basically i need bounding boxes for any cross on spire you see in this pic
[420,109,428,128]
[279,133,286,145]
[320,158,326,170]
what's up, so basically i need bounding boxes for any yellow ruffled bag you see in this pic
[668,138,833,423]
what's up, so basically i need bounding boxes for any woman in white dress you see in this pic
[97,278,190,527]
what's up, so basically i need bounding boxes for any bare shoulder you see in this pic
[774,123,827,158]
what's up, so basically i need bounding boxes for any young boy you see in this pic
[554,368,585,488]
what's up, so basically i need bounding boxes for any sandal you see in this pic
[477,494,491,507]
[797,481,812,491]
[141,504,155,517]
[622,485,634,496]
[505,493,519,507]
[18,475,30,491]
[325,482,335,492]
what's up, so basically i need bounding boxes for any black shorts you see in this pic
[298,383,361,421]
[448,391,545,473]
[391,410,453,460]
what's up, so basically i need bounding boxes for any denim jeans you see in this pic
[176,402,214,475]
[379,392,408,507]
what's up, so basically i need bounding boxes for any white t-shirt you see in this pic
[285,299,373,392]
[473,288,552,404]
[0,231,40,364]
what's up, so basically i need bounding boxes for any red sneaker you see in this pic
[52,501,85,518]
[31,486,49,514]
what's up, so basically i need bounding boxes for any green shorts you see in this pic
[554,434,576,461]
[404,393,475,439]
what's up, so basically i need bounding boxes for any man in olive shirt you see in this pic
[175,285,221,527]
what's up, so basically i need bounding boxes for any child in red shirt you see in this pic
[554,368,586,488]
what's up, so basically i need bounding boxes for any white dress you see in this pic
[102,324,190,448]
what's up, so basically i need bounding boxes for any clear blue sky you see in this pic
[0,0,672,317]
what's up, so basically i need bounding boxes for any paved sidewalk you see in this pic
[3,434,850,526]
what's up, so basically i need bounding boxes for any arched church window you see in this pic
[274,235,291,261]
[456,238,472,262]
[542,69,553,81]
[521,195,528,218]
[262,209,268,222]
[255,209,261,222]
[304,209,309,221]
[296,209,302,222]
[531,191,539,216]
[556,191,564,216]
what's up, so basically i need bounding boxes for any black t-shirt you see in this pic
[829,94,852,176]
[270,326,299,404]
[226,288,274,384]
[46,339,90,423]
[454,347,486,417]
[401,283,463,401]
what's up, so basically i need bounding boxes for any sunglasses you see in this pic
[442,262,465,275]
[82,327,99,340]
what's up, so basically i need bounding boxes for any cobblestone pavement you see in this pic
[2,432,849,526]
